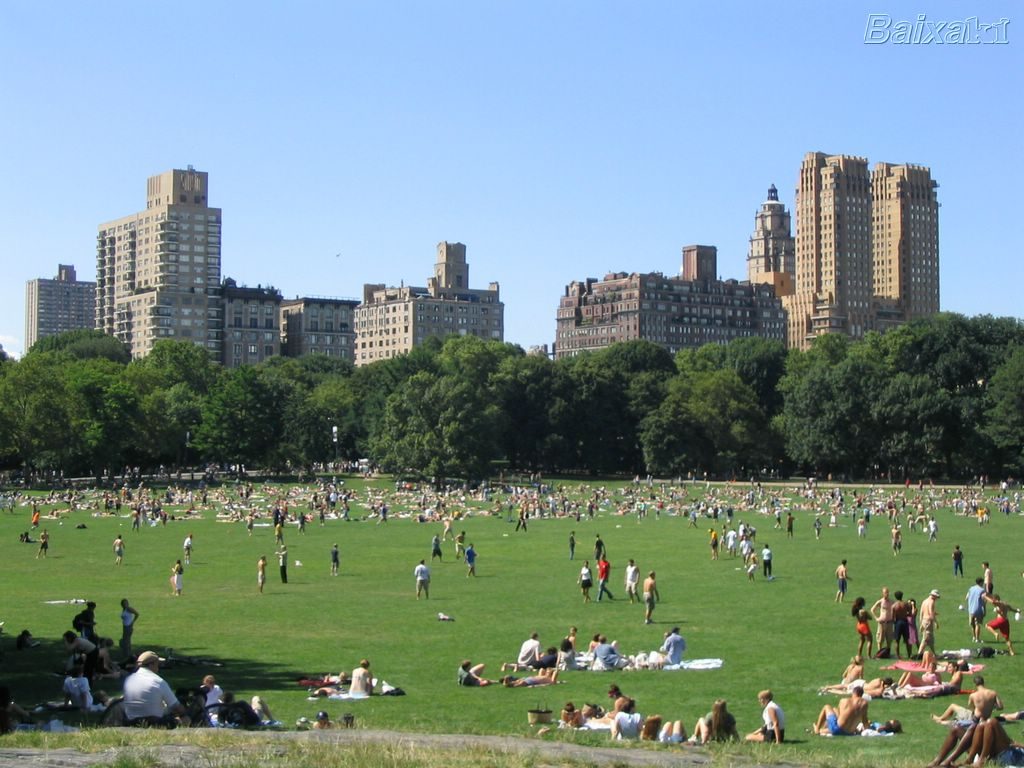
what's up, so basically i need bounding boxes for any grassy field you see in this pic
[1,476,1021,766]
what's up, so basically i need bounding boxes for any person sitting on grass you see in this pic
[841,655,865,685]
[457,659,494,687]
[689,699,739,744]
[812,686,870,736]
[658,718,689,743]
[928,717,1024,767]
[63,663,109,712]
[560,701,585,728]
[349,659,374,696]
[609,698,644,740]
[500,668,559,687]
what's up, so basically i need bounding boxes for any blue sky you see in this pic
[1,1,1020,357]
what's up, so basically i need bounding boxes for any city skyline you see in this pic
[2,1,1020,358]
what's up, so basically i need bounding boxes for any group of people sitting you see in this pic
[550,684,785,745]
[493,627,688,676]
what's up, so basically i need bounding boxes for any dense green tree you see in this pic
[194,367,292,468]
[371,370,501,484]
[62,358,142,476]
[0,354,78,470]
[985,347,1024,475]
[28,329,130,364]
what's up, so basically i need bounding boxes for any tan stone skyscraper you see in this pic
[24,264,96,350]
[747,184,795,299]
[782,152,938,349]
[96,168,222,358]
[871,162,940,328]
[785,153,874,349]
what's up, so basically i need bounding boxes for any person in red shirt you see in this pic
[597,557,614,601]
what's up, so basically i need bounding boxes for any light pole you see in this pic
[331,425,339,472]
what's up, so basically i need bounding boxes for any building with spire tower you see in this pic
[747,184,795,298]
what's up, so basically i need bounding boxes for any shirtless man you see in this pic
[928,681,1008,767]
[835,560,849,603]
[642,571,660,625]
[812,686,870,736]
[257,555,267,594]
[871,587,894,655]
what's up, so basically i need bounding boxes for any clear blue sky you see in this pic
[1,0,1020,358]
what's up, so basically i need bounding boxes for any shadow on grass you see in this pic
[1,634,311,725]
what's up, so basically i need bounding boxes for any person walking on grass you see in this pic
[465,543,477,577]
[113,535,125,566]
[257,556,267,594]
[835,560,849,602]
[643,571,660,625]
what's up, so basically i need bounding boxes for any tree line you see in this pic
[1,313,1022,483]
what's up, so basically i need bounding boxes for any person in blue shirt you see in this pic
[966,578,986,642]
[660,627,686,665]
[465,544,477,577]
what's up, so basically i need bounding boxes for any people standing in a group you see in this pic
[170,560,183,596]
[119,599,139,658]
[643,571,660,624]
[257,556,267,594]
[578,560,593,603]
[835,560,849,602]
[276,546,288,584]
[624,559,640,604]
[952,545,964,578]
[414,559,430,599]
[113,535,125,566]
[892,591,912,659]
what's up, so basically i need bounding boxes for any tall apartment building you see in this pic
[280,297,358,360]
[221,279,283,367]
[555,246,786,358]
[782,152,939,349]
[354,242,504,365]
[746,185,796,297]
[871,162,940,329]
[96,168,222,359]
[24,264,96,350]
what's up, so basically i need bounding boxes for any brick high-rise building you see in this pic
[782,152,939,349]
[281,297,358,360]
[555,246,786,358]
[221,279,283,367]
[96,168,222,358]
[354,242,503,365]
[24,264,96,350]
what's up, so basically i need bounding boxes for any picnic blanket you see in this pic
[665,658,724,671]
[882,661,983,672]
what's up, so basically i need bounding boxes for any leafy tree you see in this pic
[62,358,142,477]
[371,370,501,484]
[28,329,130,364]
[194,367,292,468]
[0,354,78,470]
[985,346,1024,476]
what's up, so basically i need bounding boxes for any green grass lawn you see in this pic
[1,477,1021,766]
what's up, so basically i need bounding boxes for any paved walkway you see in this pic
[0,728,807,767]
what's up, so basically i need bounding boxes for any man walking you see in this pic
[642,571,660,625]
[597,556,614,601]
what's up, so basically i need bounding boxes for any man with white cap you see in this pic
[919,590,941,656]
[123,651,185,727]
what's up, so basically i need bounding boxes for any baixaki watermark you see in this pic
[865,14,1009,44]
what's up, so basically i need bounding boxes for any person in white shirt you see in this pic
[414,560,430,599]
[63,664,108,712]
[624,560,640,604]
[201,675,224,708]
[123,651,185,726]
[746,689,785,743]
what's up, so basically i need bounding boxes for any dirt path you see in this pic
[0,728,807,767]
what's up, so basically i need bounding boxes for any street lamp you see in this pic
[331,425,339,471]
